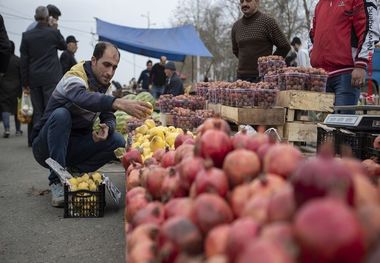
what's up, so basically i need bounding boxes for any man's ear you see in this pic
[91,56,96,66]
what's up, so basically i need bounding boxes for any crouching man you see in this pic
[32,42,151,207]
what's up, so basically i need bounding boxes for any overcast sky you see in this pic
[1,0,181,85]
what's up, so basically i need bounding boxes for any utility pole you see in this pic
[196,0,201,83]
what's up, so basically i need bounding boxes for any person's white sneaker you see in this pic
[50,183,64,207]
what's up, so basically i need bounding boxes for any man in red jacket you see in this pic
[310,0,377,114]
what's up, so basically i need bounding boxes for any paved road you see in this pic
[0,124,126,263]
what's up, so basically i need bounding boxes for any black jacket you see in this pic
[20,22,66,87]
[138,69,151,90]
[150,63,166,86]
[164,72,184,96]
[60,50,77,74]
[0,15,11,74]
[0,54,21,113]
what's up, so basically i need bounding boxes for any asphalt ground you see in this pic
[0,122,126,263]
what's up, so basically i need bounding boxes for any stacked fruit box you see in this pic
[276,90,335,144]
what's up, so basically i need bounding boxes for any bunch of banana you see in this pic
[132,119,192,161]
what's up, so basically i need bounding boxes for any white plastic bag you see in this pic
[21,91,33,116]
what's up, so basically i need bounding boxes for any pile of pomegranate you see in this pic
[124,118,380,263]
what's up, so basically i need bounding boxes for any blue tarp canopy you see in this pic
[95,18,213,62]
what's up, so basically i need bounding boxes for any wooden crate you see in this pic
[220,105,286,126]
[207,103,222,115]
[286,109,329,122]
[159,113,174,127]
[277,90,335,112]
[283,122,317,143]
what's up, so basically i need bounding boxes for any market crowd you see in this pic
[0,0,379,207]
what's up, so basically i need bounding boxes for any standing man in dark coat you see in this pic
[20,6,66,146]
[163,62,184,96]
[60,35,78,74]
[0,14,11,76]
[231,0,290,82]
[0,41,22,138]
[137,60,152,90]
[150,56,167,99]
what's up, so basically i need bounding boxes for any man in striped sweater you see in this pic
[310,0,377,113]
[231,0,291,82]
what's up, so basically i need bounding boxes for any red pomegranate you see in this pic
[122,149,143,170]
[146,166,167,200]
[125,187,150,221]
[160,169,187,202]
[241,195,270,225]
[197,117,231,136]
[246,133,270,152]
[144,157,158,167]
[174,144,195,164]
[226,218,260,260]
[267,185,296,222]
[161,150,176,168]
[128,241,158,263]
[199,129,233,168]
[205,224,231,258]
[231,130,250,149]
[179,156,205,190]
[237,239,295,263]
[194,164,229,198]
[191,193,234,234]
[132,202,165,228]
[249,174,286,200]
[261,222,298,260]
[352,173,380,207]
[264,144,303,179]
[357,204,380,249]
[223,149,261,187]
[290,157,355,208]
[175,133,193,149]
[126,168,142,190]
[164,198,193,219]
[153,148,166,162]
[229,184,253,218]
[128,223,160,251]
[294,197,366,263]
[159,217,203,262]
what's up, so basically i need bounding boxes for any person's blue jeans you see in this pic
[32,107,126,184]
[326,73,360,114]
[151,85,165,99]
[1,112,21,131]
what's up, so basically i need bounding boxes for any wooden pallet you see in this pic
[280,122,318,143]
[277,90,335,112]
[286,109,329,122]
[210,105,286,126]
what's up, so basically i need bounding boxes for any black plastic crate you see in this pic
[317,124,338,154]
[64,184,106,218]
[337,130,377,160]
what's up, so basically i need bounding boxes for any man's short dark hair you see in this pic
[291,37,302,46]
[92,42,120,60]
[147,60,152,66]
[47,4,61,19]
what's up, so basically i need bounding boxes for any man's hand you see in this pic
[112,99,153,119]
[375,42,380,48]
[92,123,109,142]
[23,86,30,95]
[351,68,366,88]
